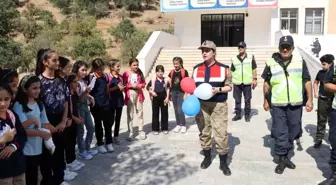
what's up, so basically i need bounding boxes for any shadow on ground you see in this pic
[72,141,198,185]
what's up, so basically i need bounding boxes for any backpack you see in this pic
[169,69,186,86]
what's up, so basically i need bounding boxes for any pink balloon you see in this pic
[180,77,196,94]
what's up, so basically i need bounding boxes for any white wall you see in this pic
[137,31,180,76]
[174,8,273,47]
[170,0,331,47]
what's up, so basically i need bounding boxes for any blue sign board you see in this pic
[161,0,248,12]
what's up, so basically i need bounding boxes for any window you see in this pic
[280,8,298,33]
[305,8,324,34]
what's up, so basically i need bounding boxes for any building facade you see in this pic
[161,0,334,47]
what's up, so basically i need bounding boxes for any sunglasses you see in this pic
[238,46,245,49]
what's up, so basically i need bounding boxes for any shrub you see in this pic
[121,29,149,62]
[109,19,136,42]
[71,34,106,61]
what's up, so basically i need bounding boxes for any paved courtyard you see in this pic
[70,60,328,185]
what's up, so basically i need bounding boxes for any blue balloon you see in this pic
[182,95,201,116]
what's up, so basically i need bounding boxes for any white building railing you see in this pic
[136,31,180,76]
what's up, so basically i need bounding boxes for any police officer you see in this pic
[319,54,336,185]
[193,40,232,176]
[231,42,257,122]
[262,35,313,174]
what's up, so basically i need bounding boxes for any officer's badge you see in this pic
[284,36,288,41]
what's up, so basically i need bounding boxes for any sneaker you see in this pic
[153,131,159,135]
[78,152,93,160]
[67,161,81,171]
[173,125,181,133]
[60,181,71,185]
[127,133,134,141]
[73,160,85,169]
[106,144,114,152]
[97,145,107,154]
[113,137,120,145]
[163,131,169,135]
[180,126,187,133]
[64,169,77,181]
[139,131,147,140]
[87,149,98,156]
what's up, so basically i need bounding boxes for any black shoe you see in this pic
[232,115,242,121]
[286,158,296,169]
[314,140,322,148]
[245,115,250,122]
[219,154,231,176]
[318,172,336,185]
[275,155,287,174]
[200,149,212,169]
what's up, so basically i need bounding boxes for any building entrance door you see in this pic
[201,13,245,47]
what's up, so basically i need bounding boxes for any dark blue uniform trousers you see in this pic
[271,105,303,156]
[329,110,336,171]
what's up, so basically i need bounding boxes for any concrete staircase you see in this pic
[147,46,279,87]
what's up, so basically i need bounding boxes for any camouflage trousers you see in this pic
[195,101,229,154]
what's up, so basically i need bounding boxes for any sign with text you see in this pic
[161,0,277,12]
[189,0,218,9]
[248,0,278,7]
[161,0,189,12]
[218,0,248,8]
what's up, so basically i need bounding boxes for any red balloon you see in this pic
[180,77,196,94]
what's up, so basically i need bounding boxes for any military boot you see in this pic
[200,149,212,169]
[219,154,231,176]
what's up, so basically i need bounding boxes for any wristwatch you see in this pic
[219,87,222,92]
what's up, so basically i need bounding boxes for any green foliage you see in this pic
[109,19,136,42]
[20,4,57,42]
[123,0,141,15]
[49,0,72,14]
[72,34,106,61]
[67,14,97,37]
[0,38,22,69]
[0,0,20,37]
[18,44,36,71]
[32,26,64,50]
[121,30,149,61]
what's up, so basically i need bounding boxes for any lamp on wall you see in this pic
[245,9,249,17]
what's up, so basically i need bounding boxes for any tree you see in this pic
[123,0,141,16]
[72,34,106,61]
[121,30,148,61]
[69,14,97,37]
[0,0,20,37]
[109,19,136,42]
[0,38,22,69]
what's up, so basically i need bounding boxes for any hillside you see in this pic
[15,0,174,60]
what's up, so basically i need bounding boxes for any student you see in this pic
[123,58,146,140]
[58,56,80,181]
[35,48,70,185]
[0,69,19,98]
[0,82,27,185]
[108,60,124,144]
[147,65,170,135]
[13,74,56,185]
[72,61,97,158]
[89,58,114,153]
[66,73,87,172]
[314,54,334,148]
[169,57,189,133]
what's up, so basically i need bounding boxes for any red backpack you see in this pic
[169,69,186,86]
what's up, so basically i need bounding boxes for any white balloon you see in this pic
[194,83,213,100]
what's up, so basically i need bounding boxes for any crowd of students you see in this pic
[0,48,188,185]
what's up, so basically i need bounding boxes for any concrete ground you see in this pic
[70,60,328,185]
